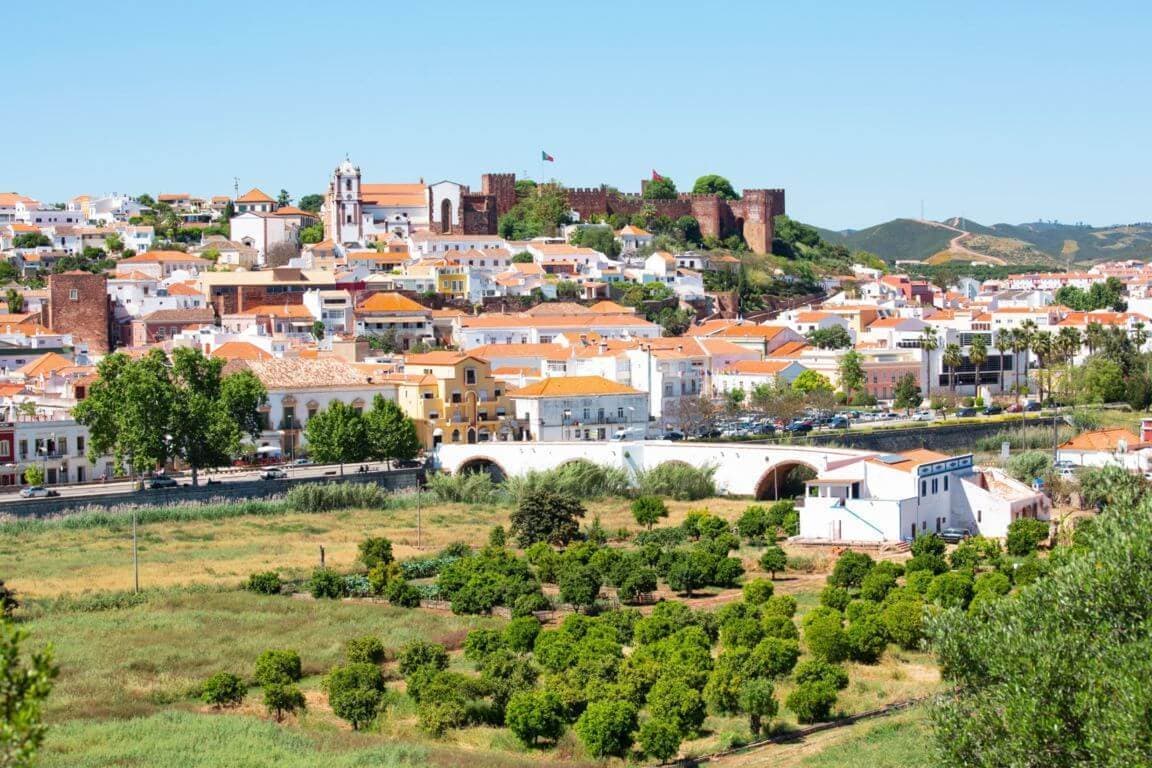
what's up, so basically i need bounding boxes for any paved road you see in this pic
[0,462,391,504]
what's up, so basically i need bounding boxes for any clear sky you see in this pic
[7,0,1150,230]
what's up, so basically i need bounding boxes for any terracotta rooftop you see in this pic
[356,292,428,313]
[211,341,273,361]
[866,449,952,473]
[511,375,642,397]
[1059,428,1146,452]
[236,188,274,203]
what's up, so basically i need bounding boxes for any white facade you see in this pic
[229,212,297,260]
[512,390,650,442]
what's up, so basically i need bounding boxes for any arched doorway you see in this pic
[754,461,818,501]
[440,199,452,233]
[457,457,507,483]
[467,427,477,444]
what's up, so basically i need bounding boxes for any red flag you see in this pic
[651,169,664,181]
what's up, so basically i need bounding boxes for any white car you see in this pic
[912,411,934,422]
[19,485,54,498]
[261,468,287,480]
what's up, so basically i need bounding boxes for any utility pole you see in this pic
[132,506,139,593]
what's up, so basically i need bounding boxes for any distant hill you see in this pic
[813,217,1152,266]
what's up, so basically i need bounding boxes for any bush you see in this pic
[618,568,658,604]
[786,681,837,724]
[510,489,585,547]
[905,570,935,595]
[463,629,506,662]
[504,616,542,652]
[308,568,345,599]
[424,471,503,504]
[254,649,301,687]
[974,571,1012,597]
[285,482,385,513]
[1006,518,1050,556]
[737,505,771,542]
[638,717,682,761]
[905,552,948,576]
[794,659,850,690]
[558,562,602,612]
[803,613,848,663]
[326,662,385,730]
[646,676,707,736]
[820,585,852,612]
[506,689,565,746]
[345,635,385,664]
[358,537,394,569]
[910,532,946,558]
[828,551,874,588]
[631,496,669,529]
[759,546,788,579]
[760,614,799,640]
[743,578,775,605]
[881,597,925,650]
[927,570,975,610]
[739,678,779,737]
[762,594,798,619]
[1005,451,1053,484]
[845,615,888,663]
[575,700,638,758]
[859,569,897,602]
[263,683,305,722]
[385,578,422,607]
[720,618,763,650]
[246,571,281,595]
[505,459,631,501]
[398,641,449,678]
[747,637,801,678]
[201,672,246,708]
[635,463,716,500]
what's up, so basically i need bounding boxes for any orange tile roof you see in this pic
[1059,428,1146,452]
[468,343,567,358]
[616,225,651,236]
[492,365,539,377]
[273,206,316,217]
[866,449,952,473]
[165,282,201,296]
[0,193,38,206]
[17,352,74,378]
[211,341,273,361]
[404,351,482,366]
[459,313,655,329]
[796,311,833,323]
[361,183,426,208]
[587,300,633,314]
[722,360,796,375]
[119,250,210,264]
[243,304,315,319]
[770,340,810,358]
[356,292,428,313]
[236,188,274,203]
[511,375,642,397]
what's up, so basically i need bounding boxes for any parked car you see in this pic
[292,458,312,465]
[662,431,685,441]
[828,416,850,429]
[912,411,933,422]
[983,404,1004,416]
[784,421,813,434]
[261,468,287,480]
[1024,401,1042,412]
[146,476,179,490]
[955,407,977,418]
[940,527,972,544]
[19,485,56,499]
[1006,403,1023,413]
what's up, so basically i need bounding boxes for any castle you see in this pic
[323,159,783,254]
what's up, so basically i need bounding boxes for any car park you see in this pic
[828,416,850,429]
[784,421,813,434]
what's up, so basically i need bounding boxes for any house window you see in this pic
[77,436,85,455]
[977,509,982,523]
[464,368,476,385]
[69,289,79,301]
[944,476,949,491]
[0,441,8,459]
[920,480,927,497]
[617,407,624,419]
[931,478,938,494]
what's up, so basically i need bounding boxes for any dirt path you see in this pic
[916,218,1006,265]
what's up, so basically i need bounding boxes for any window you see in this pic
[617,407,624,419]
[18,440,26,459]
[977,509,982,523]
[920,480,927,497]
[931,478,938,494]
[69,289,79,301]
[0,441,8,459]
[944,476,949,491]
[464,368,476,385]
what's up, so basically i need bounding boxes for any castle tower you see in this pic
[329,158,363,245]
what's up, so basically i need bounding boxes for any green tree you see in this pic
[345,635,386,664]
[12,233,52,249]
[759,546,788,579]
[326,663,385,730]
[691,174,738,200]
[638,717,682,761]
[254,649,302,687]
[357,537,393,570]
[558,562,601,613]
[828,550,874,588]
[631,496,669,529]
[804,612,849,663]
[277,189,292,207]
[398,641,449,678]
[505,689,565,746]
[262,683,305,722]
[298,194,324,214]
[201,672,246,708]
[1005,518,1049,555]
[571,225,621,259]
[845,615,888,663]
[246,571,281,595]
[792,370,834,395]
[806,325,853,349]
[498,184,573,239]
[0,621,57,765]
[22,465,44,487]
[5,289,24,314]
[881,597,925,650]
[737,505,771,542]
[968,335,988,395]
[786,681,837,724]
[643,177,677,200]
[943,343,963,394]
[647,676,707,737]
[303,399,369,473]
[893,372,922,413]
[510,490,585,547]
[575,700,638,758]
[739,678,778,736]
[666,549,714,597]
[363,394,420,464]
[300,223,324,244]
[838,350,866,400]
[511,252,534,264]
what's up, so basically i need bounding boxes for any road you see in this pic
[0,462,392,504]
[915,218,1007,266]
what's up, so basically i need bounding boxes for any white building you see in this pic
[1056,427,1152,473]
[510,376,650,442]
[713,360,809,396]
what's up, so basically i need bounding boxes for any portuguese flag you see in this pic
[541,150,554,162]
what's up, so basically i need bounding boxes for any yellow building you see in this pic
[395,352,517,447]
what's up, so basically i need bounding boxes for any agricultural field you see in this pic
[5,469,967,767]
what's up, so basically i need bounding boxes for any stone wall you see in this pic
[47,272,111,353]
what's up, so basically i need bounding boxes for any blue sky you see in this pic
[7,0,1150,229]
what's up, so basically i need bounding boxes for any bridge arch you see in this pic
[754,460,819,501]
[456,456,507,483]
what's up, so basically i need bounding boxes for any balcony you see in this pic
[278,417,302,431]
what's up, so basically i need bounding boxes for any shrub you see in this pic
[558,562,602,612]
[794,659,850,690]
[786,554,820,573]
[905,570,935,595]
[820,585,852,612]
[859,569,897,602]
[974,571,1012,597]
[1012,553,1049,585]
[424,471,502,504]
[646,676,707,737]
[910,532,946,558]
[631,496,669,529]
[385,578,422,607]
[506,689,565,746]
[638,717,682,761]
[720,618,763,650]
[633,526,688,549]
[254,649,301,687]
[845,599,881,623]
[308,568,345,599]
[505,460,631,501]
[927,570,975,610]
[263,683,305,722]
[803,613,848,663]
[510,490,585,547]
[1005,451,1053,484]
[246,571,281,595]
[463,629,506,662]
[828,550,873,588]
[768,500,797,534]
[743,578,775,605]
[760,614,799,640]
[0,580,16,618]
[845,615,888,663]
[575,700,638,758]
[881,597,925,650]
[739,678,779,737]
[762,594,798,619]
[1006,518,1050,556]
[358,537,394,569]
[636,463,716,500]
[759,546,788,579]
[286,482,385,513]
[398,641,449,678]
[666,549,715,596]
[786,681,837,724]
[905,552,948,576]
[747,637,801,678]
[201,672,246,708]
[618,568,658,604]
[326,662,385,730]
[345,635,385,665]
[737,505,771,542]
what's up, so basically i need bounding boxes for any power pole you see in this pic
[132,507,139,593]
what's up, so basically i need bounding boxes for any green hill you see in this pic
[809,217,1152,266]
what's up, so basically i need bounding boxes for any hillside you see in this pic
[814,217,1152,266]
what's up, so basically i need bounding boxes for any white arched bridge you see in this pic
[433,441,876,500]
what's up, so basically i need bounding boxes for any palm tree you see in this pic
[1031,330,1053,403]
[1018,320,1038,402]
[994,331,1012,394]
[943,343,963,395]
[1133,321,1148,352]
[1057,327,1082,366]
[919,326,939,403]
[1055,329,1080,404]
[1085,321,1105,355]
[1009,328,1027,402]
[969,335,988,399]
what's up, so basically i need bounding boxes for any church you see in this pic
[322,159,514,247]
